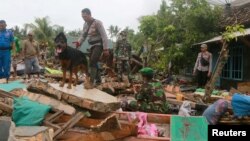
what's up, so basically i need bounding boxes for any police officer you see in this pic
[0,20,14,83]
[75,8,109,88]
[114,30,132,82]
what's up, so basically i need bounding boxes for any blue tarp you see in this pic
[12,97,51,126]
[0,80,26,92]
[232,93,250,117]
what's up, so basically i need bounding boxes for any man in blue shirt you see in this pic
[0,20,14,83]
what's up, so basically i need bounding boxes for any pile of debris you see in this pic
[1,55,250,141]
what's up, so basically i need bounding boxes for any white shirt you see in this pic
[193,51,212,72]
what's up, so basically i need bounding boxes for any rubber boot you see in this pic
[84,67,97,89]
[84,76,94,89]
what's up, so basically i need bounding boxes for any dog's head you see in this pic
[54,32,67,54]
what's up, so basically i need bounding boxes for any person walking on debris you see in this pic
[193,44,212,88]
[22,31,40,79]
[74,8,109,88]
[114,30,132,82]
[0,20,14,83]
[128,67,169,114]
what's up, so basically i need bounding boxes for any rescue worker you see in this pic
[129,67,169,114]
[22,31,40,79]
[0,20,14,83]
[193,44,212,88]
[114,30,132,82]
[74,8,109,88]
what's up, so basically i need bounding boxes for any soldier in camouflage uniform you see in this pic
[128,67,169,114]
[114,30,132,82]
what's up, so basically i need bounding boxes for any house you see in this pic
[195,0,250,90]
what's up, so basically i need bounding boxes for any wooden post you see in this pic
[203,41,229,102]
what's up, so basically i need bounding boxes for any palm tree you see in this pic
[25,16,54,48]
[108,25,120,42]
[108,25,115,41]
[53,25,65,35]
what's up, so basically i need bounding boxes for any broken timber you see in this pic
[53,112,84,139]
[27,80,121,113]
[0,102,12,113]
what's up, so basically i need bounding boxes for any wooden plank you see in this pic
[137,135,170,141]
[131,58,143,66]
[0,102,13,113]
[115,112,171,124]
[53,113,121,131]
[57,122,137,141]
[45,110,64,122]
[54,112,84,139]
[27,80,121,113]
[0,89,15,99]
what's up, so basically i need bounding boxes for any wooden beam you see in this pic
[54,112,84,139]
[115,111,171,124]
[131,58,143,66]
[53,113,121,131]
[0,90,15,99]
[57,122,137,141]
[0,102,13,113]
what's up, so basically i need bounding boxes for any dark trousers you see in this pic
[197,70,208,88]
[89,45,103,83]
[89,45,103,67]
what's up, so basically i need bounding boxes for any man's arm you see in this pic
[21,41,26,59]
[96,21,108,50]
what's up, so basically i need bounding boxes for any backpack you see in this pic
[200,53,209,66]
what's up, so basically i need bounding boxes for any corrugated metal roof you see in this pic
[194,28,250,46]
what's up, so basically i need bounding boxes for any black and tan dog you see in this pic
[54,32,91,89]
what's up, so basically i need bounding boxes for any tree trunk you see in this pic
[203,41,229,102]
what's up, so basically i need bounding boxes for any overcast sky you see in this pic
[0,0,164,33]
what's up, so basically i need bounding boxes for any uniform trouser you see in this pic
[117,59,130,80]
[0,50,11,79]
[197,70,208,88]
[89,45,103,83]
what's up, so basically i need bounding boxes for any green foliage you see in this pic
[107,25,120,42]
[223,24,245,42]
[136,0,222,73]
[67,29,82,37]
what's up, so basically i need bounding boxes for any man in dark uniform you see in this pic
[129,67,169,114]
[114,30,132,82]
